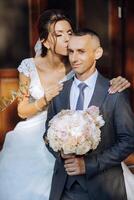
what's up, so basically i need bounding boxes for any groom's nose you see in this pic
[71,52,79,63]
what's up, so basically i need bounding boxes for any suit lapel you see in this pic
[89,73,109,109]
[59,78,74,109]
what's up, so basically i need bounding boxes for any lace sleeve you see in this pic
[17,59,31,77]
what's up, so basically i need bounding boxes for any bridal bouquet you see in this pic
[47,106,105,155]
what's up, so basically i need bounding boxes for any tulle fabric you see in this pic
[0,111,55,200]
[121,162,134,200]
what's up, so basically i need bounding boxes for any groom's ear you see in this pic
[95,47,103,60]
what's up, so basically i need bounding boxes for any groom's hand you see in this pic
[64,156,86,175]
[61,152,75,159]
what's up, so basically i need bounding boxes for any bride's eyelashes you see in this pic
[54,31,73,38]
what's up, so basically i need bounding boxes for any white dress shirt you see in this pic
[70,70,98,110]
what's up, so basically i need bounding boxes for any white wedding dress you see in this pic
[0,58,133,200]
[0,58,74,200]
[122,163,134,200]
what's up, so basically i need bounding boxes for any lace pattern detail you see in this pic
[17,59,32,77]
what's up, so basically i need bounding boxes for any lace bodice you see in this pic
[18,58,74,100]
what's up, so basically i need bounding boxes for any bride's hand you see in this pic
[45,83,63,102]
[109,76,131,94]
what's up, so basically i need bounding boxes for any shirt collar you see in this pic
[74,70,98,89]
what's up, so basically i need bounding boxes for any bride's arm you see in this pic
[17,73,63,119]
[109,76,131,93]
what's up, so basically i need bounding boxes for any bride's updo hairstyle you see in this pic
[37,9,74,57]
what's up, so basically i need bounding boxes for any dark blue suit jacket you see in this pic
[45,73,134,200]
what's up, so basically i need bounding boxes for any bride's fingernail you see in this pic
[109,89,114,94]
[108,89,112,93]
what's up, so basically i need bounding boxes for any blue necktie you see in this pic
[66,82,87,190]
[76,83,87,110]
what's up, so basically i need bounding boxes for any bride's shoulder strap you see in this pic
[17,58,33,77]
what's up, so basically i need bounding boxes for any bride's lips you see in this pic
[64,45,68,48]
[63,46,68,51]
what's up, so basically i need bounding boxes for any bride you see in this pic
[0,9,132,200]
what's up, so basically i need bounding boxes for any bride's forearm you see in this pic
[17,97,48,119]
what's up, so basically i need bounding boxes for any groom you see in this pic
[45,29,134,200]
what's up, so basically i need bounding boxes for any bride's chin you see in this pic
[60,49,68,56]
[61,53,68,56]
